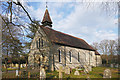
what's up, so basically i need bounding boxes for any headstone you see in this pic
[88,66,92,71]
[74,68,80,75]
[12,63,14,67]
[84,65,89,74]
[40,67,46,79]
[10,64,12,68]
[20,64,23,68]
[58,66,64,78]
[103,69,111,78]
[65,66,70,74]
[110,64,113,68]
[16,64,19,68]
[24,64,26,67]
[115,64,119,68]
[16,70,19,76]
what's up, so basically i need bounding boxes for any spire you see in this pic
[41,8,52,27]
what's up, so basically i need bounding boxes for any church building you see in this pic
[28,8,102,71]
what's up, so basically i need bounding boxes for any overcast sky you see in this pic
[24,2,118,44]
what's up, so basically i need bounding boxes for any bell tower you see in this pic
[41,5,52,28]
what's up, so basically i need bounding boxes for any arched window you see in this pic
[41,39,44,47]
[36,41,38,49]
[58,50,61,62]
[78,52,80,62]
[69,51,72,62]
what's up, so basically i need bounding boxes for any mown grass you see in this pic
[2,67,119,78]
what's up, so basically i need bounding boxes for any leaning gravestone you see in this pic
[103,69,111,78]
[65,66,70,74]
[40,67,46,79]
[74,68,80,75]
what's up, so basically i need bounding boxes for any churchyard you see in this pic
[2,66,119,79]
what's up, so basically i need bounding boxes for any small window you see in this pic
[36,41,38,49]
[39,38,40,48]
[58,50,61,62]
[69,51,72,62]
[41,39,44,47]
[78,52,80,62]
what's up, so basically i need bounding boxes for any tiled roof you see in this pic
[41,26,96,51]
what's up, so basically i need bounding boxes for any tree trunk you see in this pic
[5,59,8,73]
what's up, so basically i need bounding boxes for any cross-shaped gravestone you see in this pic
[65,66,70,74]
[103,69,111,78]
[58,66,64,78]
[74,68,80,75]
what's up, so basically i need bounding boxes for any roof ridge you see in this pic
[44,27,85,41]
[40,25,96,51]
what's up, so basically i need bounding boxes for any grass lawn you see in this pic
[47,67,119,78]
[2,67,119,78]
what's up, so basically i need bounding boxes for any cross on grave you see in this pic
[83,65,89,74]
[58,66,64,78]
[65,66,70,74]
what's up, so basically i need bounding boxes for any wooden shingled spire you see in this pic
[41,6,52,27]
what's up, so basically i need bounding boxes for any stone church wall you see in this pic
[96,55,102,66]
[28,26,101,70]
[54,44,96,69]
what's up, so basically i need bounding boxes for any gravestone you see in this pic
[103,69,111,78]
[74,68,80,75]
[88,66,92,71]
[65,66,70,74]
[16,64,19,68]
[20,64,23,68]
[110,64,113,68]
[40,67,46,79]
[115,64,119,68]
[58,66,64,78]
[83,65,89,74]
[12,63,14,67]
[23,64,26,67]
[16,70,19,76]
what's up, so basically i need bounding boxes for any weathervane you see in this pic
[46,2,48,8]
